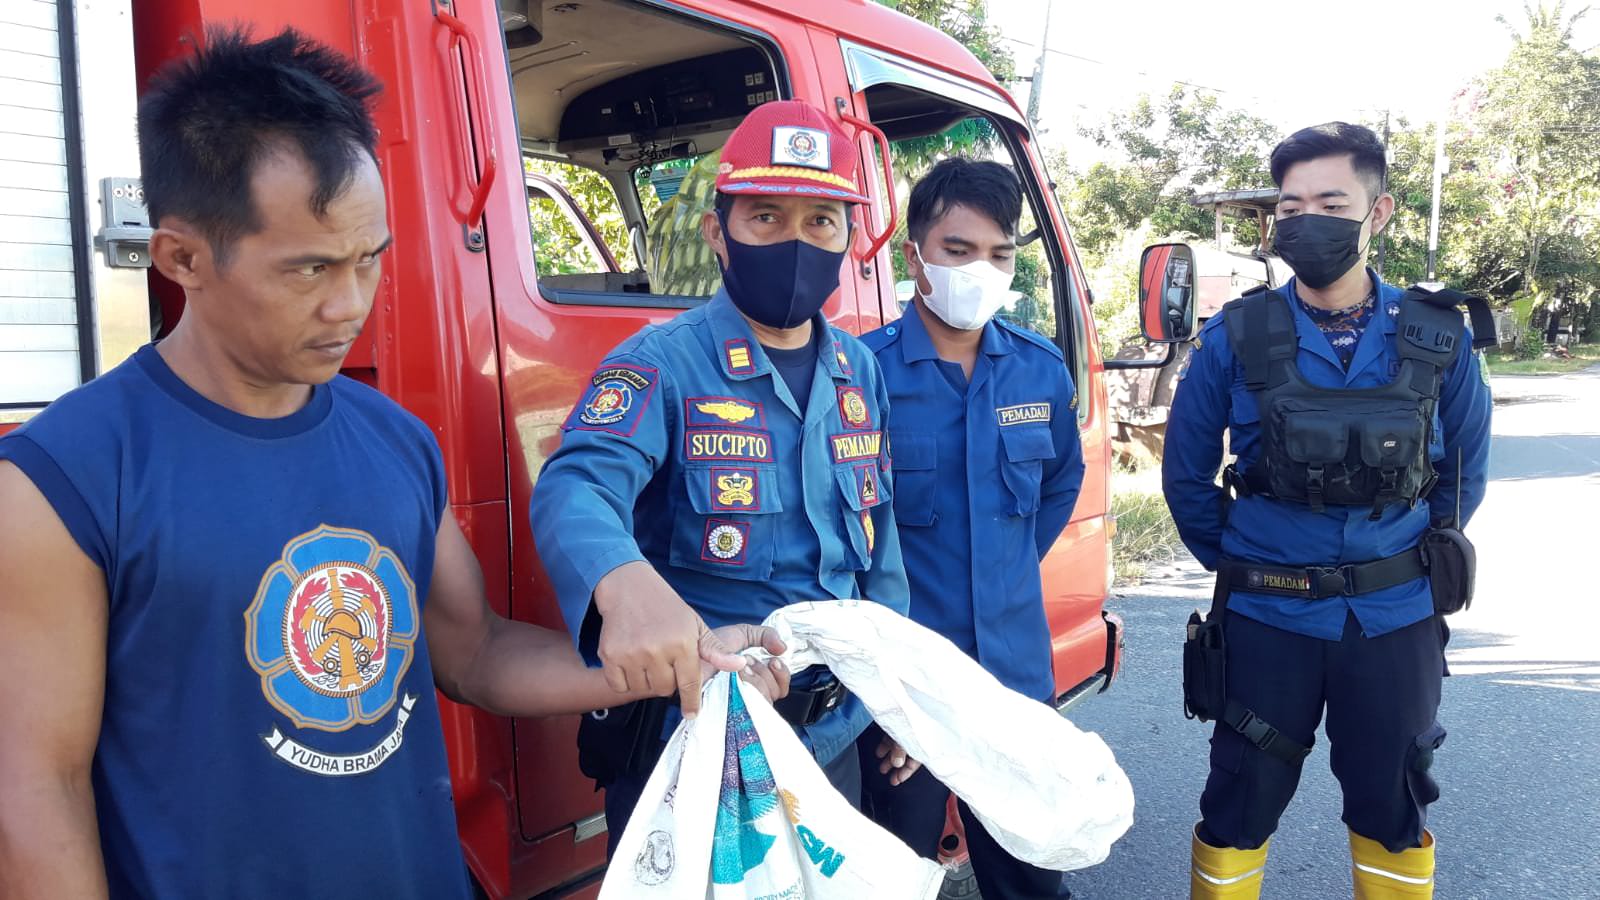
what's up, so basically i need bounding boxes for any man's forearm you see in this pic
[454,616,666,717]
[0,777,108,900]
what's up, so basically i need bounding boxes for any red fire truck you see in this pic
[0,0,1177,895]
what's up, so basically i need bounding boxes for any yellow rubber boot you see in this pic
[1350,830,1435,898]
[1190,824,1268,899]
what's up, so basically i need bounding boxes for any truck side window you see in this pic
[501,0,783,306]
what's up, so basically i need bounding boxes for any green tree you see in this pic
[1380,2,1600,318]
[523,157,637,274]
[1055,87,1279,349]
[1064,86,1280,264]
[1477,2,1600,295]
[875,0,1016,84]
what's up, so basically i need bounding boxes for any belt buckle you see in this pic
[1310,566,1351,598]
[816,679,845,717]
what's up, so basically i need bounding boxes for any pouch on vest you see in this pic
[1422,526,1476,615]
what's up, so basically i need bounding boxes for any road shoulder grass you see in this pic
[1110,467,1183,585]
[1486,344,1600,376]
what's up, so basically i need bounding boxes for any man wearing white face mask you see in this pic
[857,158,1086,899]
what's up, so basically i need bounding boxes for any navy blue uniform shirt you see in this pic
[1163,273,1493,640]
[862,308,1085,701]
[531,290,909,764]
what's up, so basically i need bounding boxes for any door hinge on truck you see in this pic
[94,177,152,268]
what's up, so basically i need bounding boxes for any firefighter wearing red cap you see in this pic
[531,99,911,852]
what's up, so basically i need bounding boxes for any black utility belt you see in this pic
[1223,547,1427,600]
[773,676,849,727]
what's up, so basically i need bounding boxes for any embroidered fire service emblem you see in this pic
[582,381,633,426]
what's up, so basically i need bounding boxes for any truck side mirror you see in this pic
[1138,242,1198,343]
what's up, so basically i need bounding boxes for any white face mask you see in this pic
[913,243,1018,331]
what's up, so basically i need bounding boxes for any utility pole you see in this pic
[1376,110,1390,281]
[1026,0,1056,129]
[1426,107,1448,282]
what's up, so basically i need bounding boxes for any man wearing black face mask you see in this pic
[1164,123,1492,899]
[530,100,909,852]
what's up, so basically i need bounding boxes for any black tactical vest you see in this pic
[1223,286,1476,520]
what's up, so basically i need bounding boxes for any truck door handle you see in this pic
[837,107,898,273]
[435,5,500,248]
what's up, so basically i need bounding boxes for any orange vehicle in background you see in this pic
[0,1,1184,895]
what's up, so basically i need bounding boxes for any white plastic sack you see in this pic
[601,672,945,899]
[759,599,1135,872]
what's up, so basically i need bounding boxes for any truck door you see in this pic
[0,0,147,430]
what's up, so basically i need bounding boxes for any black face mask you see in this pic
[717,211,848,330]
[1273,205,1375,290]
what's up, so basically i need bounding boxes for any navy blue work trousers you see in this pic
[1200,609,1448,855]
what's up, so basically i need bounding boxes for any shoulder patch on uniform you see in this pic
[566,364,659,436]
[687,396,765,428]
[996,317,1065,360]
[724,339,755,375]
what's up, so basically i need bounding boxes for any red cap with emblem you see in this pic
[715,99,868,204]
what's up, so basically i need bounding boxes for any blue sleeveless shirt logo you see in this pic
[245,525,422,776]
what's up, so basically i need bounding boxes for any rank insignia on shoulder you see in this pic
[836,386,872,430]
[688,396,765,428]
[725,339,755,375]
[710,467,761,511]
[996,402,1051,427]
[567,364,658,435]
[835,347,853,375]
[702,519,751,565]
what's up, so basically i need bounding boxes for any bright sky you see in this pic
[994,0,1600,162]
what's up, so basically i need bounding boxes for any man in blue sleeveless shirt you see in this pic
[0,30,785,898]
